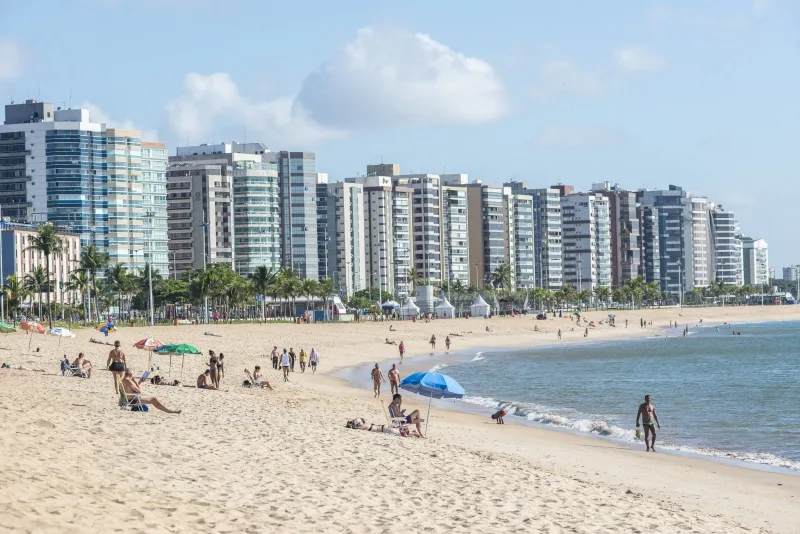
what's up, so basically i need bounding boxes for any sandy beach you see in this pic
[1,305,799,533]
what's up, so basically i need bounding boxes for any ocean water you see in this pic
[444,321,800,472]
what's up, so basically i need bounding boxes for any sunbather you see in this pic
[121,369,181,414]
[244,366,274,390]
[72,353,93,378]
[150,375,180,386]
[346,418,421,437]
[388,393,425,438]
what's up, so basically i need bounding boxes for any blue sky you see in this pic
[1,0,799,267]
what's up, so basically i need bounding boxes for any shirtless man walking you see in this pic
[387,364,400,395]
[371,363,385,398]
[636,394,661,452]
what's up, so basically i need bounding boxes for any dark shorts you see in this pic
[109,361,125,372]
[131,404,149,412]
[406,415,413,424]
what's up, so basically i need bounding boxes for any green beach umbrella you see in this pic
[155,343,202,380]
[0,321,16,334]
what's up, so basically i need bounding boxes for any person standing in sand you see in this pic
[557,329,562,341]
[371,364,386,398]
[106,340,127,393]
[289,348,296,372]
[271,346,279,370]
[388,364,400,395]
[429,335,436,350]
[445,336,451,351]
[636,395,661,452]
[280,349,291,382]
[299,348,307,373]
[309,347,319,374]
[398,341,405,364]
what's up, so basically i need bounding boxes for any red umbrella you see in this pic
[20,320,46,351]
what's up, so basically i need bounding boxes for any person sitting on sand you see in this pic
[389,325,395,331]
[197,369,217,390]
[245,366,274,390]
[389,393,425,438]
[72,352,93,378]
[121,368,181,414]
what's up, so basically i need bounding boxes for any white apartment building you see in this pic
[141,141,169,275]
[325,182,366,297]
[504,187,535,289]
[742,237,768,286]
[440,174,470,286]
[710,205,743,286]
[688,197,714,290]
[560,193,612,292]
[391,174,442,284]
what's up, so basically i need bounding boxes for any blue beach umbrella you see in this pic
[399,371,465,434]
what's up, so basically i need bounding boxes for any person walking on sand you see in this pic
[371,363,386,398]
[398,341,405,364]
[557,329,562,341]
[584,327,588,338]
[271,346,279,370]
[388,364,401,395]
[636,394,661,452]
[289,348,296,372]
[106,340,127,394]
[280,348,291,382]
[309,347,319,374]
[429,335,436,350]
[299,348,307,373]
[445,336,451,351]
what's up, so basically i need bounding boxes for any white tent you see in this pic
[399,298,420,319]
[434,295,455,319]
[470,295,490,318]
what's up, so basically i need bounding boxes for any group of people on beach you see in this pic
[269,346,320,380]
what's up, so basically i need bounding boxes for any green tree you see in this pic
[24,265,49,320]
[249,265,277,321]
[25,223,64,328]
[67,269,90,325]
[106,264,130,318]
[594,286,611,307]
[490,263,512,290]
[3,274,29,325]
[79,243,109,323]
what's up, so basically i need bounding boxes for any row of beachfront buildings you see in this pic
[0,99,769,303]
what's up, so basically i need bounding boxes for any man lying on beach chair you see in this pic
[119,369,181,414]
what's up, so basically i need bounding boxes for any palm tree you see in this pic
[24,265,49,320]
[3,274,29,325]
[490,263,512,290]
[67,269,90,325]
[25,223,64,328]
[188,268,213,322]
[249,265,277,321]
[106,264,130,319]
[594,286,611,307]
[406,267,424,288]
[301,278,318,311]
[79,243,109,323]
[577,289,592,308]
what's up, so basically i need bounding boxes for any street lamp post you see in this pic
[201,221,209,323]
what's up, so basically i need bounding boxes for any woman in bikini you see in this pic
[106,340,127,393]
[208,350,219,388]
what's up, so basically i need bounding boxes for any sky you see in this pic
[1,0,799,267]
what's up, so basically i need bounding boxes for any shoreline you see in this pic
[2,305,799,533]
[331,321,800,476]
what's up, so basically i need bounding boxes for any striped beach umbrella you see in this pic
[135,337,166,371]
[21,320,46,351]
[48,327,77,347]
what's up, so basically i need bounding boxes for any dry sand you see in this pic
[1,306,799,533]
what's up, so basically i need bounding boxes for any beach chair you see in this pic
[242,371,254,387]
[382,401,408,431]
[116,375,149,412]
[61,359,85,377]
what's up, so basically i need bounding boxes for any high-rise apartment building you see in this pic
[710,205,743,286]
[271,151,319,279]
[440,174,470,286]
[325,181,366,297]
[391,174,442,284]
[637,186,690,295]
[560,192,612,292]
[316,173,330,280]
[742,237,768,287]
[782,265,800,281]
[141,142,169,275]
[591,182,641,287]
[0,100,152,272]
[106,128,144,272]
[168,143,279,277]
[346,175,413,298]
[525,186,563,291]
[640,205,661,285]
[367,163,400,177]
[689,197,714,289]
[503,186,535,289]
[466,183,506,288]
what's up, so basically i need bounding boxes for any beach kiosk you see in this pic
[470,295,491,318]
[434,295,456,319]
[399,298,421,320]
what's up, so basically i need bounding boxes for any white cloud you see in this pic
[533,125,624,150]
[0,39,22,81]
[614,46,666,73]
[531,60,604,100]
[294,27,507,128]
[165,27,507,145]
[83,101,159,141]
